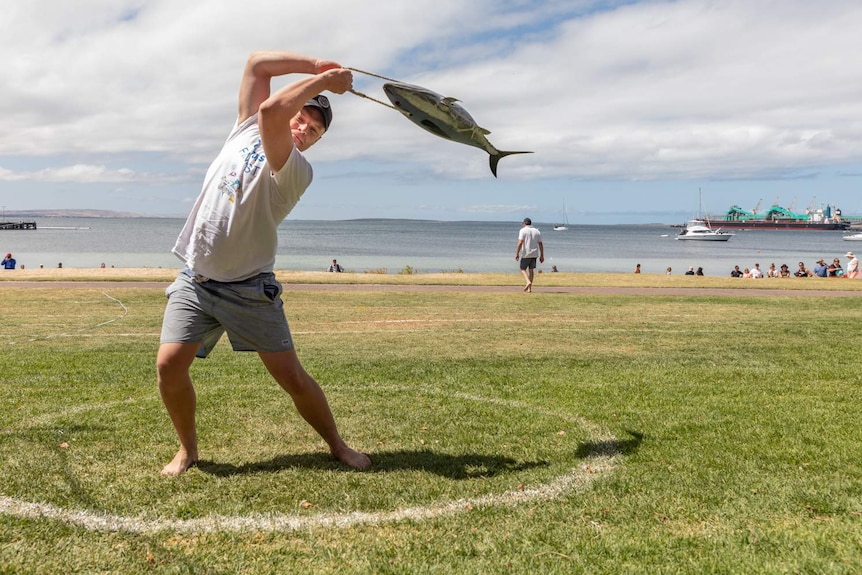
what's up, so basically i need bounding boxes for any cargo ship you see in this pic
[706,201,852,230]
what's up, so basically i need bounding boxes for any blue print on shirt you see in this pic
[218,171,240,203]
[219,139,266,203]
[239,139,266,178]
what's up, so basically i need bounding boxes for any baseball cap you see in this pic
[304,95,332,130]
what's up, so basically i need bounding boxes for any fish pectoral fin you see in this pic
[419,119,449,139]
[462,126,491,136]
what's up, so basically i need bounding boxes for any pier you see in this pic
[0,221,37,230]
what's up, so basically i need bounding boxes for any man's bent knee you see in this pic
[157,342,199,381]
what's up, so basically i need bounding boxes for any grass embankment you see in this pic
[3,266,862,292]
[0,277,860,573]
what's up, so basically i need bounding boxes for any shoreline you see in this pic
[1,268,860,296]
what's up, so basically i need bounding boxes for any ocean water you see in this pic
[0,217,856,277]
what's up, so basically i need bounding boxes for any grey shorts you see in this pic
[160,269,294,358]
[519,257,537,270]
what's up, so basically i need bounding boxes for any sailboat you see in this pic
[553,201,569,231]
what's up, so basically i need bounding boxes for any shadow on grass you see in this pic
[4,424,111,509]
[198,450,548,480]
[574,430,644,459]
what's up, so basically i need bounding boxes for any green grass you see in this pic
[1,282,861,574]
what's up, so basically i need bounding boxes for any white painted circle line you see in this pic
[0,457,616,534]
[2,389,622,533]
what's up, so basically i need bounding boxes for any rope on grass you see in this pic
[5,292,128,345]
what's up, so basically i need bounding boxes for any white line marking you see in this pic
[0,457,615,534]
[2,384,623,533]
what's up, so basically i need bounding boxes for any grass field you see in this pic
[1,273,861,574]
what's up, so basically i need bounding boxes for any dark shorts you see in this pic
[160,269,294,358]
[519,257,538,271]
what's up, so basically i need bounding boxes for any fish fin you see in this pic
[441,97,461,105]
[419,119,449,139]
[489,150,533,177]
[455,126,491,136]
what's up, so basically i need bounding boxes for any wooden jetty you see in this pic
[0,221,37,230]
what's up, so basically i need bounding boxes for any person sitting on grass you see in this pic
[750,263,764,278]
[846,252,859,279]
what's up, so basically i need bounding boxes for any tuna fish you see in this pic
[382,81,532,177]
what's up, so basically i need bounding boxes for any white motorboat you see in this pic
[675,220,734,241]
[842,232,862,241]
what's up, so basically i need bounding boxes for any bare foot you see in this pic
[160,449,198,476]
[332,445,372,471]
[523,282,532,292]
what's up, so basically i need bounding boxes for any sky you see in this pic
[2,0,862,225]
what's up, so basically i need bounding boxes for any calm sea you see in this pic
[0,217,856,276]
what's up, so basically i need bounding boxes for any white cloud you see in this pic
[0,163,190,184]
[2,0,862,218]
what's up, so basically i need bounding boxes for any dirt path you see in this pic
[0,281,859,297]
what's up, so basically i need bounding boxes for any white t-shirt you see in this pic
[172,114,313,282]
[518,226,543,258]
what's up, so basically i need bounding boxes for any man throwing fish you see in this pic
[157,51,371,476]
[515,217,544,292]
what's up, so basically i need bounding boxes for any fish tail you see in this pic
[489,150,533,177]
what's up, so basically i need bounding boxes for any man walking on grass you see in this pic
[515,217,544,292]
[156,50,371,476]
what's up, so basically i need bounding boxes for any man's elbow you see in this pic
[245,52,261,71]
[247,51,270,65]
[245,51,275,78]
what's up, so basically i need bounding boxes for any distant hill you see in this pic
[2,209,158,218]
